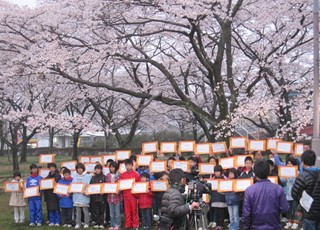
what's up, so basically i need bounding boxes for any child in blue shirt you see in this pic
[57,168,73,227]
[26,163,43,226]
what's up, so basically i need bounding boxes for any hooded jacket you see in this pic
[72,171,91,206]
[56,177,73,208]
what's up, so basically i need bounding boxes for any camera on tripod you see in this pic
[187,177,212,230]
[187,177,212,205]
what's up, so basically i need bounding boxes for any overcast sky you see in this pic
[6,0,37,7]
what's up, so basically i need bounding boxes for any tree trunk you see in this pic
[0,139,4,156]
[49,127,55,153]
[72,132,80,160]
[104,131,109,151]
[20,126,28,163]
[12,147,20,171]
[0,121,4,156]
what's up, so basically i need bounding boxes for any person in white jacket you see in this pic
[9,171,26,223]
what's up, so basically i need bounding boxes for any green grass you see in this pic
[0,192,66,230]
[0,155,71,229]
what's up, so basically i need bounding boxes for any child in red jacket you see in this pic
[138,172,153,230]
[120,159,141,229]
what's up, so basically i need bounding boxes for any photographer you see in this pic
[159,168,199,230]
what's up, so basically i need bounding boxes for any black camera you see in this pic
[187,177,212,204]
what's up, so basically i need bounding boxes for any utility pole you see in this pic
[312,0,320,167]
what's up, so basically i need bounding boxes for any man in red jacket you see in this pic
[120,159,141,229]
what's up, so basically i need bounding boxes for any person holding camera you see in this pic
[159,168,199,230]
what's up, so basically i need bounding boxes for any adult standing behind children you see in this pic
[120,159,141,230]
[292,150,320,230]
[243,159,289,230]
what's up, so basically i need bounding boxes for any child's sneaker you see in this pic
[67,225,72,228]
[62,224,67,227]
[55,224,60,227]
[75,225,80,229]
[19,219,24,223]
[291,223,299,229]
[94,225,100,229]
[29,223,35,226]
[36,223,42,226]
[99,225,104,229]
[48,223,55,227]
[284,222,292,229]
[84,224,89,229]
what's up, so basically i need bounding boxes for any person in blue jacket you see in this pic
[26,163,43,226]
[57,168,73,228]
[225,168,241,230]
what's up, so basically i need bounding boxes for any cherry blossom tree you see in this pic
[29,0,313,142]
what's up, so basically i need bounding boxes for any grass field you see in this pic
[0,155,72,230]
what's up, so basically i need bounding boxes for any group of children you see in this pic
[8,151,301,230]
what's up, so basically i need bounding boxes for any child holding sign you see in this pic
[9,171,26,224]
[281,157,300,229]
[44,163,61,226]
[57,168,73,228]
[225,168,240,230]
[120,159,141,229]
[90,164,106,229]
[106,161,122,230]
[138,172,153,230]
[211,165,227,230]
[26,164,43,226]
[73,163,92,229]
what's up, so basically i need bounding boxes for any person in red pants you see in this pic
[120,158,141,229]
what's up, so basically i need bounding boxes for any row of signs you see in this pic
[4,176,281,199]
[207,177,280,192]
[3,179,169,197]
[37,155,298,179]
[38,138,304,165]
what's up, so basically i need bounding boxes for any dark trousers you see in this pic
[91,202,105,225]
[105,202,110,222]
[208,206,215,222]
[214,207,225,227]
[141,208,152,228]
[61,208,73,225]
